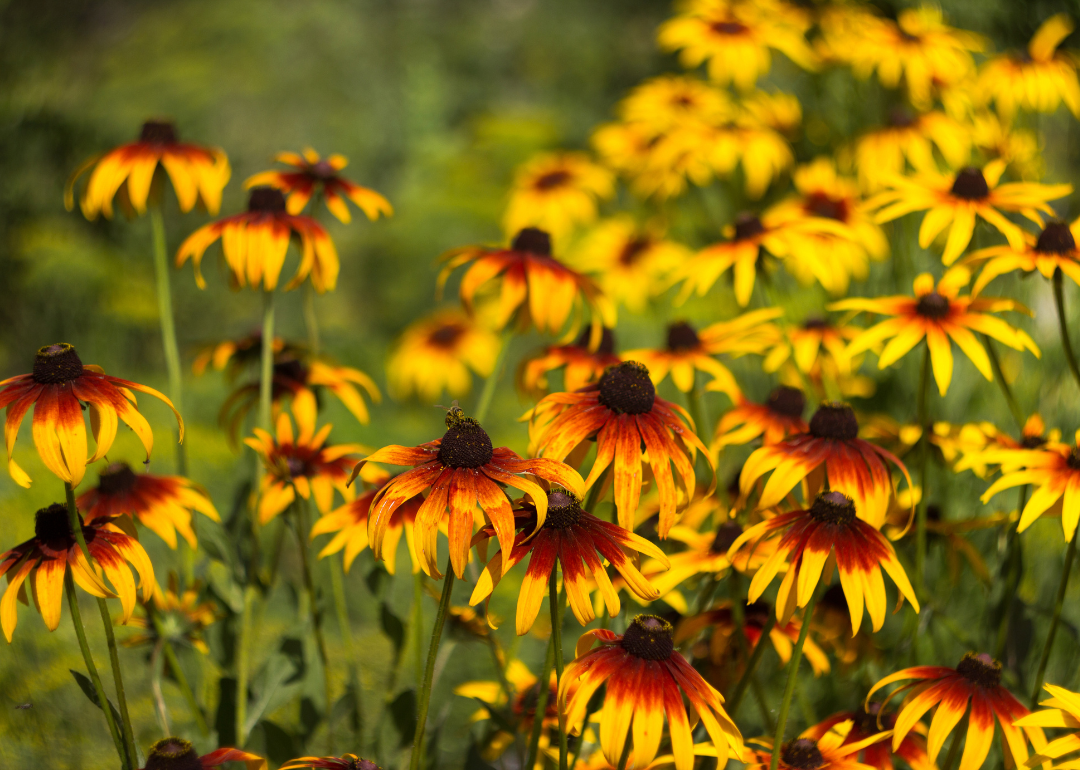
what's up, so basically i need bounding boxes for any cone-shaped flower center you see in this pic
[34,503,73,543]
[438,409,493,469]
[145,737,202,770]
[309,159,338,180]
[744,600,772,626]
[956,652,1002,688]
[767,386,806,418]
[621,615,675,661]
[803,317,829,330]
[534,170,572,190]
[1035,221,1077,254]
[733,212,765,241]
[274,358,309,385]
[574,326,616,355]
[710,521,743,554]
[618,237,651,266]
[810,491,857,525]
[598,361,655,415]
[247,186,287,213]
[950,167,990,200]
[809,402,858,440]
[544,489,583,529]
[98,462,138,496]
[430,323,466,349]
[140,120,178,145]
[783,739,825,770]
[33,343,84,384]
[666,321,700,352]
[916,291,950,319]
[1022,432,1047,449]
[514,681,558,719]
[511,227,552,256]
[821,584,846,611]
[804,192,849,222]
[711,20,748,35]
[888,108,916,128]
[854,701,894,732]
[350,759,382,770]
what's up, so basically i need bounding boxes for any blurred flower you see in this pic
[348,406,584,578]
[713,386,808,450]
[280,755,378,770]
[971,112,1042,180]
[833,266,1040,397]
[77,462,219,550]
[529,361,710,538]
[519,327,621,398]
[503,153,614,241]
[969,219,1080,293]
[0,343,183,489]
[763,317,859,379]
[65,120,230,219]
[803,706,933,770]
[851,109,971,192]
[560,615,745,770]
[1015,684,1080,766]
[867,653,1046,770]
[812,585,877,668]
[0,503,154,642]
[387,309,500,401]
[729,491,918,632]
[858,416,924,461]
[741,90,802,135]
[866,160,1071,266]
[977,15,1080,121]
[177,186,339,292]
[122,574,219,654]
[245,148,392,224]
[139,738,265,770]
[470,488,667,634]
[192,333,296,379]
[948,413,1057,477]
[744,724,888,770]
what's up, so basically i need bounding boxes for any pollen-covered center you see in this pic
[598,361,655,415]
[767,386,806,419]
[950,167,990,200]
[247,186,287,213]
[544,489,583,529]
[809,402,858,440]
[804,192,850,222]
[666,321,700,352]
[33,343,84,384]
[782,738,825,770]
[956,652,1002,688]
[710,521,743,554]
[98,463,138,496]
[438,411,493,469]
[145,737,202,770]
[34,503,73,543]
[621,615,675,661]
[733,212,765,241]
[810,491,857,526]
[916,291,950,319]
[140,120,178,145]
[511,227,552,256]
[1035,221,1077,254]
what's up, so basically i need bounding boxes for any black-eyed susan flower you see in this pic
[969,219,1080,293]
[438,227,615,342]
[122,574,218,654]
[1015,684,1080,767]
[66,120,230,219]
[743,724,888,770]
[832,267,1040,397]
[971,112,1043,181]
[530,361,710,538]
[138,738,265,770]
[387,309,500,401]
[866,161,1071,266]
[739,402,909,528]
[763,318,860,380]
[77,462,219,550]
[520,327,621,399]
[741,90,802,136]
[470,488,668,634]
[177,186,339,292]
[245,148,392,224]
[192,333,297,380]
[977,15,1080,121]
[348,406,584,579]
[728,491,919,631]
[246,413,364,524]
[0,343,183,489]
[949,414,1057,477]
[852,110,971,192]
[280,755,378,770]
[713,386,808,450]
[802,707,933,770]
[0,503,155,642]
[561,615,745,770]
[867,653,1047,770]
[503,153,614,242]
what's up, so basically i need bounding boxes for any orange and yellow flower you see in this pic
[280,755,378,770]
[743,723,888,770]
[804,709,932,770]
[969,219,1080,293]
[762,318,861,381]
[520,328,621,398]
[139,738,265,770]
[122,574,219,654]
[713,386,808,450]
[503,153,614,241]
[387,309,500,401]
[1015,684,1080,768]
[851,110,971,192]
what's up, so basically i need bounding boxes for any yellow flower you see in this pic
[618,74,734,134]
[851,109,971,192]
[971,111,1042,180]
[121,574,219,654]
[503,153,614,241]
[519,328,621,398]
[968,219,1080,293]
[740,89,802,135]
[387,309,500,401]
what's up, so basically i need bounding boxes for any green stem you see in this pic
[728,613,776,715]
[413,571,426,690]
[150,608,210,736]
[150,205,187,476]
[768,589,820,770]
[151,639,170,734]
[525,635,556,770]
[1054,270,1080,393]
[259,290,277,433]
[550,569,569,770]
[409,560,456,770]
[331,554,362,744]
[915,342,931,597]
[473,332,510,424]
[940,718,964,770]
[1030,536,1077,708]
[983,335,1024,430]
[294,501,333,751]
[303,282,321,354]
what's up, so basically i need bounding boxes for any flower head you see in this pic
[852,110,971,192]
[1015,684,1080,768]
[503,153,614,241]
[743,724,889,770]
[138,737,265,770]
[969,218,1080,293]
[387,309,500,401]
[713,386,808,450]
[122,574,219,654]
[520,327,621,398]
[280,755,380,770]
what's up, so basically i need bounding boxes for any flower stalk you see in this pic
[150,205,187,476]
[409,559,456,770]
[1030,536,1077,708]
[1054,269,1080,393]
[550,568,569,770]
[768,587,820,770]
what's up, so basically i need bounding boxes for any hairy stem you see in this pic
[983,335,1025,430]
[331,554,362,745]
[295,501,333,751]
[149,607,210,736]
[728,614,776,715]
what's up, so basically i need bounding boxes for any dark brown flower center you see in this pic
[854,702,894,733]
[430,323,466,348]
[139,121,178,145]
[809,402,858,440]
[744,600,772,626]
[1035,221,1077,255]
[438,410,493,469]
[511,227,553,256]
[821,584,847,612]
[33,343,84,384]
[598,361,655,415]
[575,326,616,356]
[810,491,857,525]
[767,386,806,419]
[733,212,765,241]
[514,681,558,719]
[1021,434,1047,449]
[956,652,1002,688]
[916,291,950,319]
[544,489,583,529]
[247,186,287,213]
[274,358,309,385]
[782,738,825,770]
[804,192,849,222]
[534,170,572,190]
[619,237,651,266]
[35,503,74,543]
[310,160,338,180]
[711,20,748,35]
[1068,448,1080,470]
[145,737,202,770]
[666,321,700,352]
[802,318,829,330]
[286,456,311,478]
[926,504,942,523]
[621,615,674,661]
[710,521,744,554]
[98,463,138,496]
[888,108,916,128]
[950,167,990,200]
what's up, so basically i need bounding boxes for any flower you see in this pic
[713,386,808,450]
[560,614,745,770]
[438,227,615,341]
[503,153,614,241]
[969,219,1080,293]
[976,15,1080,121]
[121,574,219,654]
[177,186,339,292]
[77,462,219,549]
[0,343,183,489]
[65,120,230,219]
[469,488,668,634]
[192,333,298,380]
[743,727,888,770]
[387,309,500,401]
[738,402,909,529]
[949,413,1058,477]
[245,412,365,524]
[763,317,861,379]
[348,406,584,578]
[0,503,155,641]
[728,491,919,632]
[519,327,621,398]
[244,148,392,224]
[851,110,971,192]
[529,361,710,538]
[280,755,379,770]
[865,160,1071,266]
[832,266,1040,397]
[971,112,1042,180]
[138,738,265,770]
[1015,684,1080,767]
[657,0,817,91]
[867,653,1047,770]
[804,705,934,770]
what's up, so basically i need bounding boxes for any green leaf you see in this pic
[69,670,123,732]
[390,688,417,747]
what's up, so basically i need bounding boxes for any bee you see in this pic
[14,702,32,710]
[437,400,466,428]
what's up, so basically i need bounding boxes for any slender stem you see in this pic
[259,290,277,433]
[550,569,569,770]
[616,734,633,770]
[728,614,776,715]
[525,635,556,770]
[331,553,362,744]
[473,332,510,424]
[294,501,333,751]
[303,282,321,354]
[149,608,210,735]
[1054,270,1080,393]
[915,343,931,596]
[983,335,1025,430]
[409,560,456,770]
[150,205,187,476]
[1030,536,1077,708]
[940,718,964,770]
[413,571,427,689]
[151,639,170,734]
[768,589,820,770]
[66,572,127,767]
